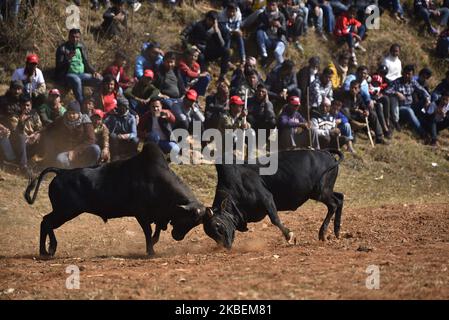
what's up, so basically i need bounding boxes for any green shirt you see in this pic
[68,47,85,74]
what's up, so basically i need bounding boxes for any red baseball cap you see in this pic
[289,96,301,106]
[26,54,39,64]
[229,95,244,106]
[143,69,154,79]
[185,89,198,101]
[92,109,105,119]
[48,88,60,96]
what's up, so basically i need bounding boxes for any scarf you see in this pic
[63,113,90,129]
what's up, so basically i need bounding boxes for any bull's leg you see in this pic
[136,217,155,256]
[39,215,51,256]
[333,192,344,238]
[318,196,338,241]
[265,200,296,245]
[151,225,162,246]
[40,211,75,257]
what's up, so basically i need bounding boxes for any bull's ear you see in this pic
[220,198,229,211]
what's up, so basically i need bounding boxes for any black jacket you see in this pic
[55,41,96,81]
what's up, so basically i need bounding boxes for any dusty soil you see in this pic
[1,202,448,300]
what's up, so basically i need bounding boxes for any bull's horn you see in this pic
[205,207,214,218]
[177,204,190,210]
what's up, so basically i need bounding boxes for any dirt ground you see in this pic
[1,199,448,299]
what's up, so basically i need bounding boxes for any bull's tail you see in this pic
[325,148,344,164]
[24,167,61,205]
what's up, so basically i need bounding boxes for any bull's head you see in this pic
[202,197,245,249]
[171,202,206,241]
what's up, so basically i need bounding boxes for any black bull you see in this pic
[24,142,207,257]
[203,149,344,248]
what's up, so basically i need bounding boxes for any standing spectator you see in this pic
[169,89,205,132]
[92,74,122,114]
[101,0,128,38]
[38,89,66,126]
[328,52,350,90]
[297,56,321,104]
[134,42,164,79]
[55,28,102,104]
[278,95,320,149]
[12,54,46,105]
[334,5,366,66]
[138,97,180,155]
[124,69,160,115]
[247,83,277,130]
[178,46,212,97]
[385,64,431,138]
[309,67,334,110]
[414,0,449,35]
[104,97,138,160]
[181,10,231,81]
[205,81,230,130]
[91,109,110,163]
[255,0,288,67]
[102,50,134,93]
[219,1,246,63]
[45,100,100,168]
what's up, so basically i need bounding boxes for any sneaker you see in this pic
[429,26,439,35]
[350,53,358,66]
[294,41,304,53]
[132,2,142,12]
[384,130,393,139]
[354,42,367,52]
[317,31,328,41]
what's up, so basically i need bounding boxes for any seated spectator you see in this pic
[38,89,66,126]
[265,60,300,112]
[306,0,327,40]
[134,42,164,79]
[12,54,46,105]
[55,28,102,104]
[328,52,350,90]
[278,95,320,149]
[420,91,449,146]
[309,67,334,110]
[219,1,246,63]
[369,70,392,138]
[385,64,431,138]
[432,69,449,102]
[178,46,211,97]
[101,0,127,38]
[18,95,43,159]
[247,83,277,130]
[205,81,230,130]
[169,89,205,132]
[378,0,407,22]
[334,5,366,66]
[181,10,231,81]
[230,56,263,90]
[91,109,110,163]
[338,79,387,144]
[124,69,160,116]
[329,99,355,152]
[311,97,350,150]
[154,52,186,107]
[436,27,449,59]
[45,100,100,168]
[104,97,138,161]
[382,43,402,85]
[233,69,261,98]
[103,50,134,93]
[138,97,180,155]
[414,0,449,35]
[297,56,321,103]
[81,97,97,116]
[414,67,433,93]
[92,74,123,114]
[255,0,287,67]
[279,0,307,52]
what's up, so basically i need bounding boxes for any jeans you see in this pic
[55,144,100,169]
[226,32,246,62]
[192,74,212,97]
[256,30,286,65]
[0,132,27,166]
[339,24,366,49]
[330,1,349,15]
[338,122,353,140]
[321,3,335,33]
[65,73,102,104]
[204,46,230,79]
[417,7,449,29]
[146,132,180,155]
[399,106,425,136]
[308,5,323,33]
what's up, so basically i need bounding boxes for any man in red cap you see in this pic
[278,95,320,150]
[125,69,160,115]
[218,95,250,135]
[170,88,205,132]
[38,89,67,126]
[12,53,46,104]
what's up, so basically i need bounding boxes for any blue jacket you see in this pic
[104,111,137,140]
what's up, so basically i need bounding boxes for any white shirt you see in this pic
[12,67,45,93]
[151,116,168,141]
[382,55,402,82]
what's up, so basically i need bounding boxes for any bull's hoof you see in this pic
[334,230,340,239]
[318,231,326,241]
[48,247,56,257]
[287,232,297,246]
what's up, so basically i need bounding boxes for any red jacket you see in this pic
[178,59,200,79]
[103,64,133,90]
[137,109,176,139]
[334,13,362,37]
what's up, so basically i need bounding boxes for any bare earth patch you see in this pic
[0,203,448,300]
